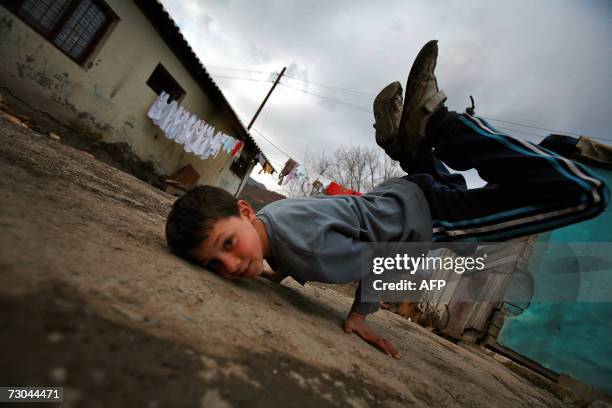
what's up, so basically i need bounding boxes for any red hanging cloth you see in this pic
[325,181,362,196]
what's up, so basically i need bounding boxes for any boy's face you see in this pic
[191,200,266,280]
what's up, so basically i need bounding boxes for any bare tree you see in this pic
[283,145,404,198]
[363,147,381,192]
[381,153,403,181]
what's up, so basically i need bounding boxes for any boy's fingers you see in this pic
[375,338,391,355]
[345,320,401,359]
[342,319,355,334]
[374,338,400,359]
[383,340,401,359]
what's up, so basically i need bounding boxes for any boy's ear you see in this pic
[236,199,256,221]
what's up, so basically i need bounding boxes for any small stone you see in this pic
[200,356,219,370]
[49,132,60,141]
[589,402,612,408]
[50,366,67,383]
[47,332,63,343]
[346,397,368,408]
[62,387,82,406]
[221,363,262,389]
[198,369,217,382]
[289,370,307,388]
[7,115,27,128]
[307,377,321,386]
[91,369,106,384]
[201,389,231,408]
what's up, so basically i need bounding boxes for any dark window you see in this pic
[146,63,186,102]
[230,156,249,178]
[17,0,71,35]
[4,0,117,65]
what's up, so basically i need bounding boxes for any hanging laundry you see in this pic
[310,179,324,195]
[325,181,363,196]
[208,131,225,158]
[278,159,298,185]
[228,138,239,154]
[221,135,234,153]
[175,113,197,146]
[318,175,332,190]
[265,161,275,174]
[231,141,244,158]
[183,119,203,153]
[147,91,169,123]
[294,164,306,180]
[258,161,275,175]
[146,95,269,165]
[282,164,299,186]
[157,99,178,132]
[163,106,186,140]
[193,124,212,159]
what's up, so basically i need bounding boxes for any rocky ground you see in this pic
[0,112,589,407]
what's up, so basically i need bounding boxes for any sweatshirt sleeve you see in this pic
[350,281,380,316]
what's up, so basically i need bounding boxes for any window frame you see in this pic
[146,63,186,102]
[2,0,118,66]
[230,155,250,178]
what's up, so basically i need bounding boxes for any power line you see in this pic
[206,65,375,98]
[492,125,546,139]
[283,74,375,100]
[250,127,297,161]
[482,116,582,137]
[207,67,611,145]
[278,81,372,113]
[209,74,273,83]
[487,123,612,143]
[207,65,273,75]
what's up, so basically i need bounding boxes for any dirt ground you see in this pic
[0,114,589,407]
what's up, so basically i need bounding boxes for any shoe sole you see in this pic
[398,40,439,150]
[373,81,402,147]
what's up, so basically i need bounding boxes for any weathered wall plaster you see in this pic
[0,1,243,191]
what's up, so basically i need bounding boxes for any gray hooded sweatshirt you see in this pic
[257,177,432,315]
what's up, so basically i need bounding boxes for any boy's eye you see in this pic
[223,237,235,250]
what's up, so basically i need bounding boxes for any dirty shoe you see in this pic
[373,81,404,160]
[397,40,447,153]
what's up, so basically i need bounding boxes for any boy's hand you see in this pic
[260,261,287,284]
[261,270,286,284]
[343,311,400,359]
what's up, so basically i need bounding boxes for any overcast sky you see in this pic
[160,0,612,192]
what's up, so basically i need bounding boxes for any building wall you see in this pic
[0,1,243,191]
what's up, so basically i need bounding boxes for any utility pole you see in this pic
[247,66,286,130]
[236,67,285,198]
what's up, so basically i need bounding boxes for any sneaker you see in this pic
[397,40,447,152]
[373,81,404,160]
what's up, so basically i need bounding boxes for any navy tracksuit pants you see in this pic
[402,113,609,242]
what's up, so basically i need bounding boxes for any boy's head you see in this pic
[165,185,266,280]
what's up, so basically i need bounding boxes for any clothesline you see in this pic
[274,158,363,196]
[147,92,274,170]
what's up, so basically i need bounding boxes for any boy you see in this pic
[165,41,608,359]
